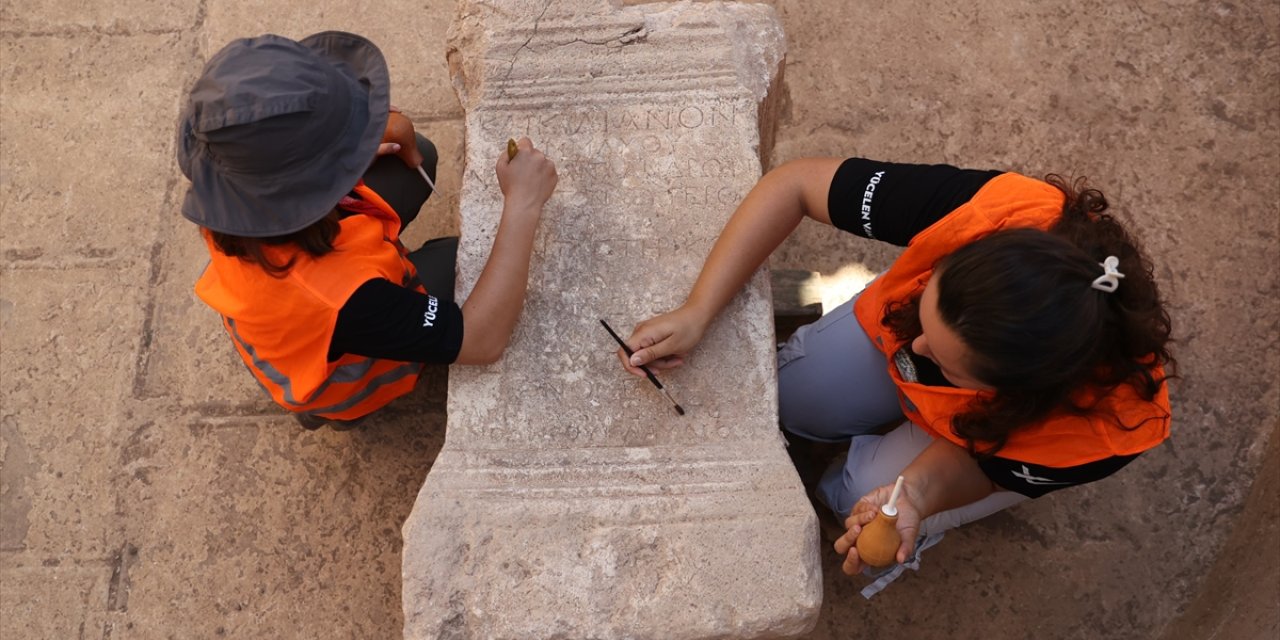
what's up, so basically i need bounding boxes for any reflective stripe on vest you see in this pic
[225,317,380,407]
[307,361,422,416]
[196,181,427,420]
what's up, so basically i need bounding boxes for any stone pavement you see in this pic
[1,1,1277,639]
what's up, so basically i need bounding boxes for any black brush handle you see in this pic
[600,319,665,390]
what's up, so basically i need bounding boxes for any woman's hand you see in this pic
[376,105,405,157]
[496,137,557,216]
[453,138,557,365]
[616,305,713,377]
[611,159,841,378]
[833,481,923,575]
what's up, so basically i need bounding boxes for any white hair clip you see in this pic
[1091,256,1125,292]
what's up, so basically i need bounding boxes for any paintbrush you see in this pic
[383,111,441,194]
[600,319,685,416]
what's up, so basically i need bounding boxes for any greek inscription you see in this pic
[646,109,671,130]
[668,185,739,207]
[678,107,703,128]
[477,103,748,138]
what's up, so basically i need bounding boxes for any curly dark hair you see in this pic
[207,213,341,278]
[883,175,1175,455]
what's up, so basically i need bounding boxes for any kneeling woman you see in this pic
[618,157,1173,580]
[177,32,557,428]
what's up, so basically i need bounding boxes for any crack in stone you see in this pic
[500,0,555,89]
[130,240,164,401]
[105,542,139,613]
[560,25,648,48]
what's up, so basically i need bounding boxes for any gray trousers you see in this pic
[777,296,1027,534]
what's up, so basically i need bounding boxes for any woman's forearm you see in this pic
[619,158,843,372]
[454,139,556,365]
[901,438,999,519]
[682,158,843,322]
[455,204,540,364]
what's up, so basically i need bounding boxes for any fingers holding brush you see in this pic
[615,344,684,378]
[619,342,685,377]
[620,305,709,376]
[496,137,557,213]
[601,319,687,416]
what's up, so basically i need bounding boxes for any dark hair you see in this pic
[207,213,340,277]
[884,175,1175,455]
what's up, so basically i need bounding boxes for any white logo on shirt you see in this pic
[861,170,884,238]
[1012,465,1070,486]
[422,295,439,328]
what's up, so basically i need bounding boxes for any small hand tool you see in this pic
[382,111,440,193]
[600,319,685,416]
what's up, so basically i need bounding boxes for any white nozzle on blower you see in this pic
[883,475,905,517]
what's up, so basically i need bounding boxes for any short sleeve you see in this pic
[827,158,1002,246]
[329,278,464,365]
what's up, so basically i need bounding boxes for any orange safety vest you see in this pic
[195,182,425,420]
[853,173,1171,467]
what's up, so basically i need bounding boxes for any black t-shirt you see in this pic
[328,278,463,364]
[827,157,1139,498]
[325,201,464,365]
[827,157,1002,246]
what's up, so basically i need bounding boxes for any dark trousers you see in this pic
[361,133,458,302]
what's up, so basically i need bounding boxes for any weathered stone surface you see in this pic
[0,565,108,638]
[0,0,196,32]
[0,32,189,263]
[0,267,147,557]
[401,1,818,638]
[2,0,1277,638]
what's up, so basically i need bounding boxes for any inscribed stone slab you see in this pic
[402,2,819,638]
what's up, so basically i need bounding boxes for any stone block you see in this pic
[0,1,196,32]
[0,565,109,639]
[0,267,147,557]
[402,2,819,638]
[0,33,190,264]
[108,414,445,637]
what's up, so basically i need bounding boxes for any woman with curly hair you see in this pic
[616,158,1173,584]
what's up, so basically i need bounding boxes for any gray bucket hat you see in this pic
[176,31,390,237]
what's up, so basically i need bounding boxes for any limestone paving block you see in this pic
[0,267,147,558]
[111,416,443,639]
[0,0,196,32]
[0,33,190,263]
[402,2,819,638]
[0,565,109,639]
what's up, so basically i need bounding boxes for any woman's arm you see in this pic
[618,157,844,375]
[454,138,558,364]
[834,437,999,573]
